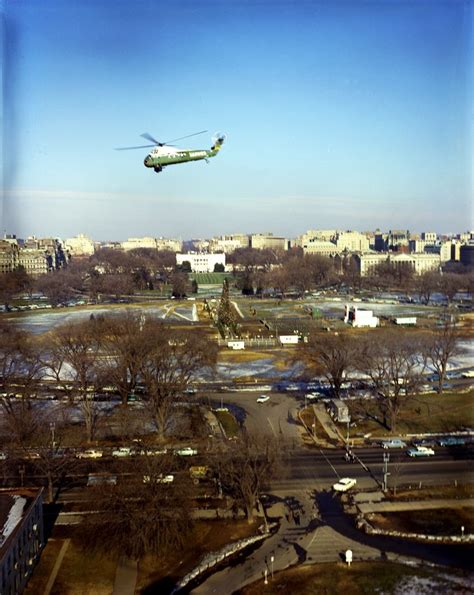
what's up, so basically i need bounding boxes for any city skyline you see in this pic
[2,1,472,238]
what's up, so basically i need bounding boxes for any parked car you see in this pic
[76,448,103,459]
[257,395,270,403]
[332,477,357,492]
[411,438,437,448]
[174,447,197,456]
[87,473,117,486]
[143,474,174,484]
[407,446,435,457]
[112,447,134,457]
[381,439,407,449]
[438,437,466,447]
[138,447,167,456]
[306,392,323,400]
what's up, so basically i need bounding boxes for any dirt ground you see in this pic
[367,508,474,536]
[25,519,260,595]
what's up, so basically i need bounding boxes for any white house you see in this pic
[176,253,226,273]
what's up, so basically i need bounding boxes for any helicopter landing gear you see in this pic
[154,165,162,173]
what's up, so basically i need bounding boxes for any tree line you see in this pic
[301,319,463,433]
[1,246,473,309]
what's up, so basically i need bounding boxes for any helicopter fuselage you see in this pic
[143,139,223,172]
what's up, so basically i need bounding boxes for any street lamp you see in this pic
[312,423,316,439]
[382,453,390,492]
[270,555,274,579]
[49,422,56,449]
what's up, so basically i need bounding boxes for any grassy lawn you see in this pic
[238,561,472,595]
[388,484,474,501]
[300,407,333,444]
[213,409,241,437]
[25,536,118,595]
[368,507,474,536]
[349,389,474,437]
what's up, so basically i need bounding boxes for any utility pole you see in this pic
[382,452,390,492]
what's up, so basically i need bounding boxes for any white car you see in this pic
[257,395,270,403]
[112,447,134,458]
[407,446,435,457]
[306,392,323,400]
[174,447,198,456]
[332,477,357,492]
[76,448,103,459]
[143,474,174,484]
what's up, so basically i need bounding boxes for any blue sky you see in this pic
[1,0,472,240]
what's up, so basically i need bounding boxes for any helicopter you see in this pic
[115,130,226,173]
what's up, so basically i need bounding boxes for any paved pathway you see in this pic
[44,539,70,595]
[113,557,138,595]
[190,490,384,594]
[312,403,344,442]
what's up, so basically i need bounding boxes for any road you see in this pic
[188,390,473,593]
[210,390,473,490]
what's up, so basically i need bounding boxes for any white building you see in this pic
[344,304,379,328]
[121,237,182,252]
[334,231,370,252]
[176,253,226,273]
[355,252,441,276]
[302,239,341,256]
[64,234,95,256]
[121,237,157,251]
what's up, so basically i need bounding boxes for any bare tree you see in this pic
[424,319,461,393]
[413,271,440,305]
[302,332,357,398]
[43,320,105,442]
[100,312,155,405]
[214,434,281,523]
[79,455,194,559]
[358,330,427,433]
[0,324,44,444]
[140,326,217,440]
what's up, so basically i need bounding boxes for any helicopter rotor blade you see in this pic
[163,130,208,145]
[115,144,156,151]
[140,132,163,146]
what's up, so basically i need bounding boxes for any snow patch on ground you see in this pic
[0,496,27,545]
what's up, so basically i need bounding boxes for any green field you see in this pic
[191,272,231,285]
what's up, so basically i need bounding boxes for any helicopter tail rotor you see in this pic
[211,132,227,149]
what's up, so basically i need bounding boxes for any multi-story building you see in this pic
[0,241,19,273]
[250,233,288,251]
[18,249,49,276]
[121,237,157,251]
[155,237,182,252]
[0,488,45,594]
[302,239,341,257]
[421,232,437,243]
[460,244,474,267]
[355,252,441,276]
[334,231,370,252]
[121,237,182,252]
[176,252,226,273]
[64,234,95,256]
[208,234,250,253]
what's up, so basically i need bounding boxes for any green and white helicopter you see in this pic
[116,130,226,173]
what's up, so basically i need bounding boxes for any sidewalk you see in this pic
[113,557,138,595]
[312,403,344,443]
[190,489,387,594]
